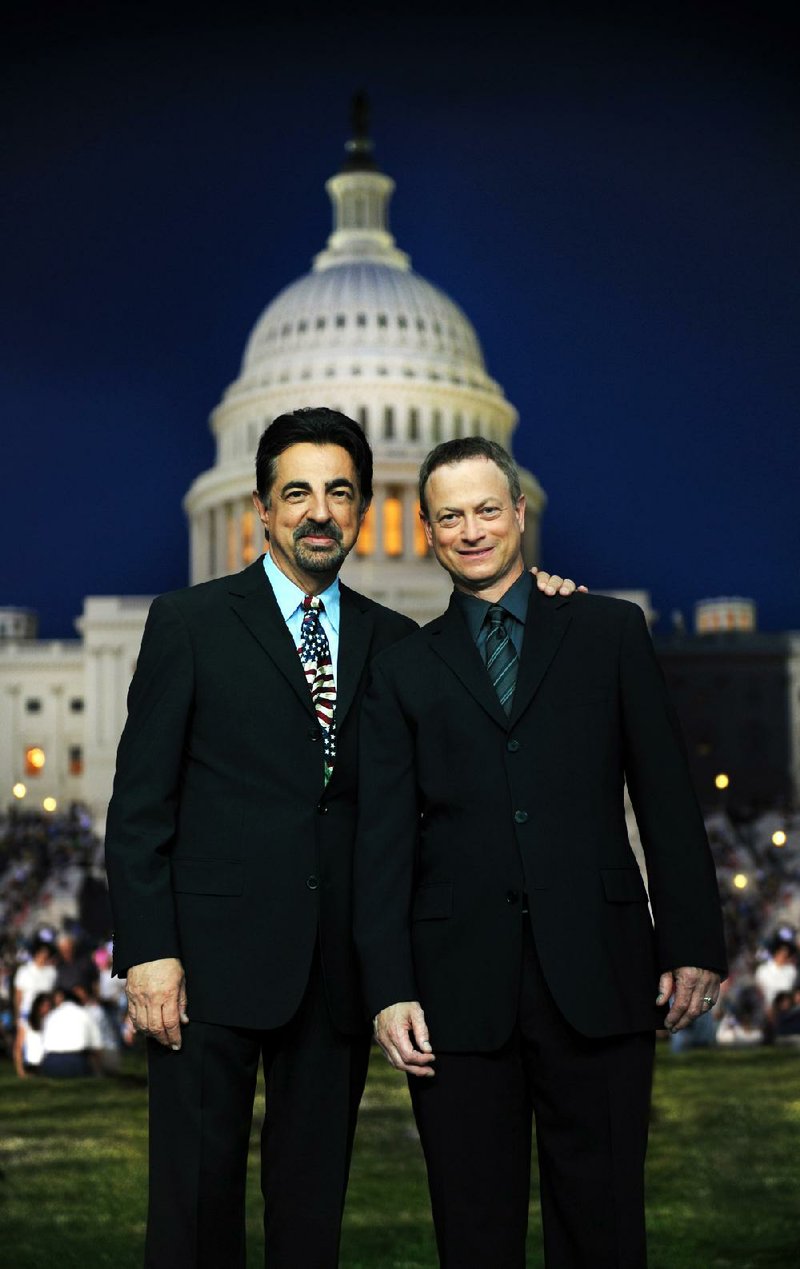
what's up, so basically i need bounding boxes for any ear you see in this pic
[423,516,434,548]
[252,490,269,527]
[515,495,526,534]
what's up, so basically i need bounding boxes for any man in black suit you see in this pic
[354,436,727,1268]
[104,409,576,1268]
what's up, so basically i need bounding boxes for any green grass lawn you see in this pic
[1,1042,798,1267]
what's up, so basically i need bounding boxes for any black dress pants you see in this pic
[410,925,655,1269]
[144,952,371,1269]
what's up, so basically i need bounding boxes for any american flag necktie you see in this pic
[485,604,518,716]
[298,594,336,783]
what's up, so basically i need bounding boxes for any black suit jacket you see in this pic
[354,587,727,1047]
[104,558,416,1034]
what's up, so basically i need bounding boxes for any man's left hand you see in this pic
[657,966,721,1032]
[532,566,588,597]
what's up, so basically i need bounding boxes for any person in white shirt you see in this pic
[754,938,798,1011]
[40,989,103,1077]
[13,938,57,1077]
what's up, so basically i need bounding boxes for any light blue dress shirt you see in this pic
[263,550,341,682]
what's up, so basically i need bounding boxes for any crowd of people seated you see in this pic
[0,803,130,1077]
[1,801,798,1073]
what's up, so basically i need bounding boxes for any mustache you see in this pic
[293,519,343,544]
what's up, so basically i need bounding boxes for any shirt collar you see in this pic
[453,569,532,640]
[263,550,341,633]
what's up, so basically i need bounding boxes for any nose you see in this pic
[307,491,330,523]
[461,514,484,542]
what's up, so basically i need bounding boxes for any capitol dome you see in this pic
[184,99,546,623]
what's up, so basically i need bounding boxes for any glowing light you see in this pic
[42,796,57,813]
[12,782,27,799]
[26,746,46,771]
[733,873,748,890]
[714,773,729,790]
[772,830,787,847]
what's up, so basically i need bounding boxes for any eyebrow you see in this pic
[280,478,357,496]
[437,498,501,514]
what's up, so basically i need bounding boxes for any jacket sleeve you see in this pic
[619,602,727,977]
[353,654,421,1017]
[104,594,194,976]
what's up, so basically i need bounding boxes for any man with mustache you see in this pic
[104,408,577,1269]
[354,436,727,1268]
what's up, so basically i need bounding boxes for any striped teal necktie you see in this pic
[485,605,518,715]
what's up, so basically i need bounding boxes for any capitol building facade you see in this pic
[0,109,547,821]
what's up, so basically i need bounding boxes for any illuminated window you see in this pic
[356,503,376,556]
[69,745,83,776]
[414,501,428,556]
[384,490,403,557]
[25,746,46,776]
[241,509,256,565]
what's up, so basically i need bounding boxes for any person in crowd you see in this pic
[22,990,53,1071]
[39,987,103,1077]
[754,935,797,1011]
[104,408,577,1269]
[54,930,98,1004]
[354,436,727,1269]
[13,936,57,1078]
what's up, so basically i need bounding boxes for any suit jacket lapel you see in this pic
[227,560,316,720]
[428,596,510,730]
[335,584,375,732]
[509,586,572,724]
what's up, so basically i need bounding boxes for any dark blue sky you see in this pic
[3,3,797,636]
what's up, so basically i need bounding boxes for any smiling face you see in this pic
[422,455,526,600]
[252,442,365,592]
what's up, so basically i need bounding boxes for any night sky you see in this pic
[3,3,798,638]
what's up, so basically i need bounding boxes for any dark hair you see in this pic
[418,437,522,518]
[28,992,52,1032]
[255,407,373,511]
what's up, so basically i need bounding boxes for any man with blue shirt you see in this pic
[104,406,579,1269]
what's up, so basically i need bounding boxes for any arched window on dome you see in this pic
[355,503,375,556]
[383,407,395,440]
[408,408,420,441]
[384,489,403,557]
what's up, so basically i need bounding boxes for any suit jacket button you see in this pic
[309,729,320,741]
[507,739,520,752]
[514,810,529,824]
[306,875,319,890]
[506,889,519,904]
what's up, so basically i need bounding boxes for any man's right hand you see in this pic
[126,957,188,1050]
[373,1001,436,1077]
